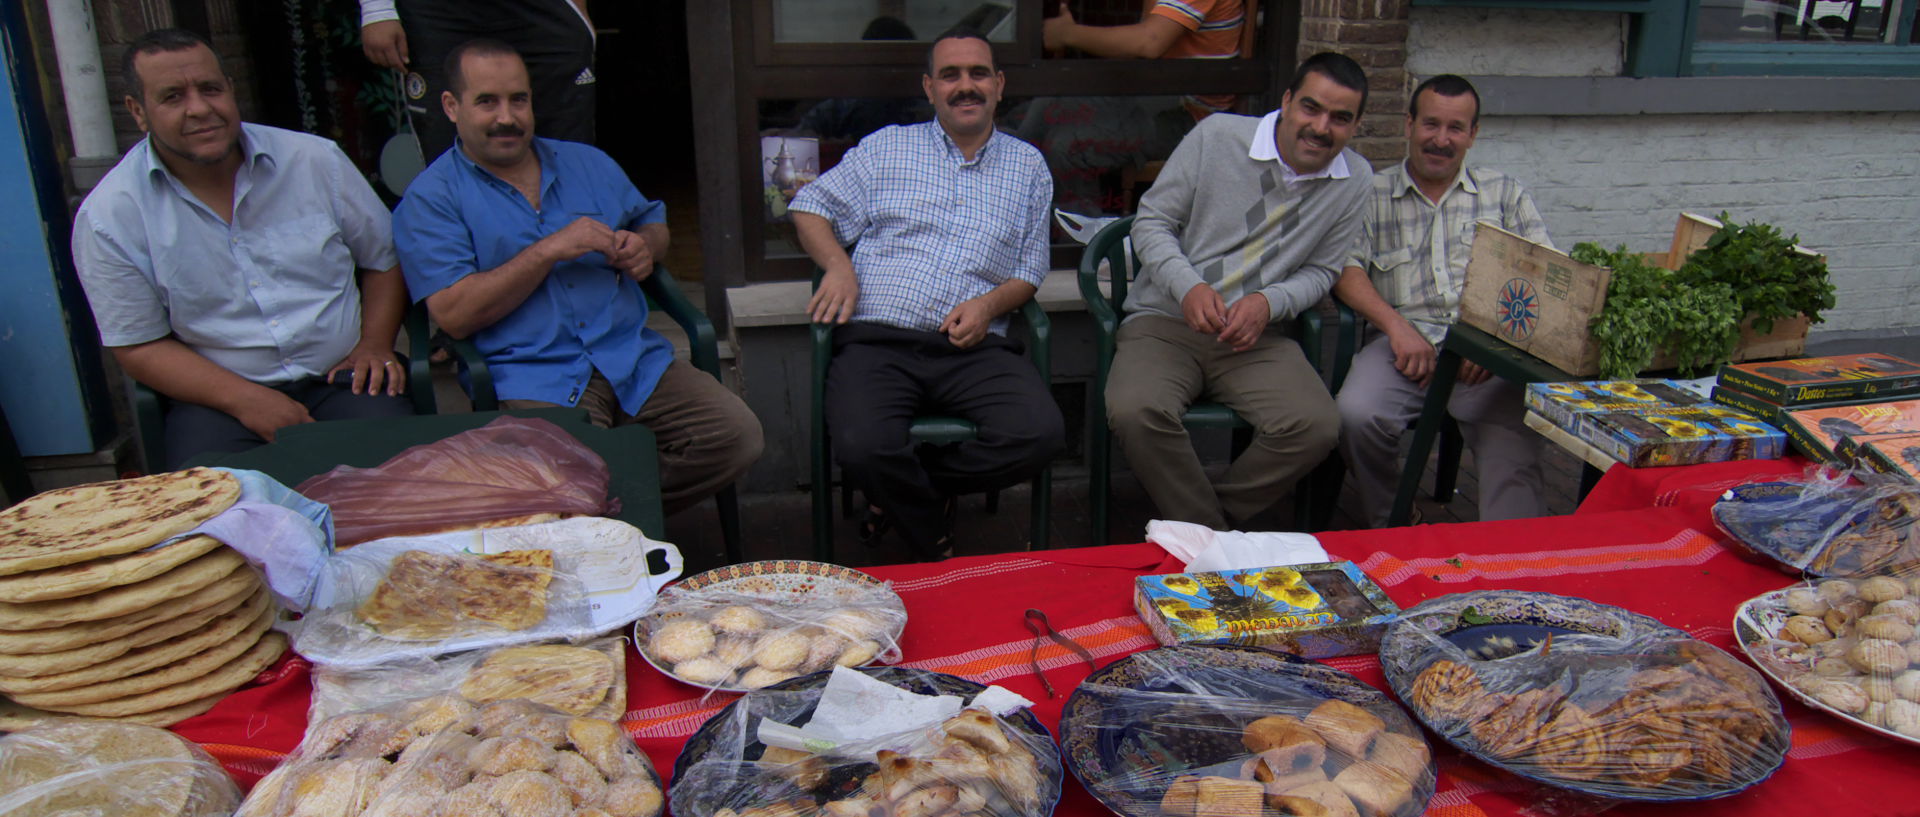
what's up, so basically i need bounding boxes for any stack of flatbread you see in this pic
[0,468,286,728]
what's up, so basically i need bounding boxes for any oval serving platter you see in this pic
[1379,590,1790,803]
[1060,644,1436,817]
[669,666,1065,817]
[1733,586,1920,748]
[634,560,907,693]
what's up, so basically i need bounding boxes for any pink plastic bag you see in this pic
[297,416,615,547]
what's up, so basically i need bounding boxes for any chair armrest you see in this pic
[1330,301,1358,394]
[450,336,497,410]
[403,301,438,414]
[642,265,721,377]
[1018,298,1051,380]
[131,379,166,471]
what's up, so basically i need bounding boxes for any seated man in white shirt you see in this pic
[72,28,413,469]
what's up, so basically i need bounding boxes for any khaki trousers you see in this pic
[1106,315,1339,529]
[503,361,764,515]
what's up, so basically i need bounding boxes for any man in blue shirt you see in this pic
[793,28,1063,561]
[73,28,414,470]
[394,39,761,515]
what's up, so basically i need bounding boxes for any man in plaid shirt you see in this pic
[792,27,1063,561]
[1334,75,1553,527]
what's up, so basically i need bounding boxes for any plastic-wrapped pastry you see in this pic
[836,640,882,668]
[738,667,796,689]
[651,620,716,664]
[1848,637,1909,674]
[1784,587,1829,616]
[1782,615,1833,644]
[1804,678,1870,713]
[1859,576,1907,603]
[753,632,811,671]
[1875,598,1920,625]
[1859,614,1916,642]
[710,606,767,635]
[1887,699,1920,737]
[675,658,735,687]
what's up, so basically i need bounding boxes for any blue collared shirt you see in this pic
[71,123,398,384]
[394,137,671,413]
[790,123,1053,334]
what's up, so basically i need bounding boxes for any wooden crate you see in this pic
[1459,218,1812,377]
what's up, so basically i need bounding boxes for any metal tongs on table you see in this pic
[1024,608,1098,698]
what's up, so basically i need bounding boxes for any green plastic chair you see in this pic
[1077,215,1354,545]
[132,302,438,473]
[450,265,744,564]
[809,268,1053,561]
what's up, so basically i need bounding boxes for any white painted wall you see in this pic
[1409,7,1920,335]
[1466,113,1920,334]
[1408,8,1623,77]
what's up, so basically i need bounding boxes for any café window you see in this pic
[770,0,1020,42]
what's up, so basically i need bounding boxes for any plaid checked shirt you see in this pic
[790,122,1053,335]
[1346,162,1551,345]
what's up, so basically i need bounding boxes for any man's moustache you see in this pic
[948,94,985,106]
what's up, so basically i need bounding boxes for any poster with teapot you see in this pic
[761,135,820,223]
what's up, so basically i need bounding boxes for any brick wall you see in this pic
[1296,0,1409,167]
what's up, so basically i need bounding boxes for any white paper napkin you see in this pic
[1146,519,1330,572]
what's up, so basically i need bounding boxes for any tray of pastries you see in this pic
[1736,574,1920,744]
[668,666,1063,817]
[1712,479,1920,577]
[1060,644,1435,817]
[635,560,907,692]
[1380,590,1790,802]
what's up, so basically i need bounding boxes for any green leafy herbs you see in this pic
[1579,213,1835,379]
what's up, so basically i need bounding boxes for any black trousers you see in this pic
[162,376,415,470]
[825,324,1064,557]
[396,0,596,161]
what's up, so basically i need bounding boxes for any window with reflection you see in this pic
[771,0,1019,43]
[1695,0,1909,43]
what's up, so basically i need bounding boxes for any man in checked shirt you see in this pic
[794,27,1064,561]
[1333,75,1554,527]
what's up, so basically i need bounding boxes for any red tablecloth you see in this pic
[1576,457,1814,516]
[172,502,1920,817]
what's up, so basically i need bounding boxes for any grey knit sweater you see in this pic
[1126,113,1373,325]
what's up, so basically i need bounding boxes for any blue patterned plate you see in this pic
[1380,590,1789,802]
[1059,644,1434,817]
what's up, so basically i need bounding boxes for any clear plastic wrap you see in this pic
[1712,467,1920,576]
[669,669,1062,817]
[294,416,615,548]
[238,695,663,817]
[292,541,594,668]
[1380,590,1790,803]
[636,579,907,693]
[0,719,242,817]
[1738,572,1920,742]
[309,635,630,729]
[1059,645,1435,817]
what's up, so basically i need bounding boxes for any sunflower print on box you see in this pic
[1132,562,1402,659]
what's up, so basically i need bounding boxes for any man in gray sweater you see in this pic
[1109,52,1373,529]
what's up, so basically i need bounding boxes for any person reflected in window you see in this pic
[797,17,930,141]
[1024,2,1247,214]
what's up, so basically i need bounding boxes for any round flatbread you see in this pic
[458,644,615,715]
[0,719,230,817]
[0,547,247,630]
[0,468,240,576]
[33,630,286,718]
[0,590,273,695]
[0,534,224,604]
[9,603,278,706]
[0,689,227,730]
[0,567,256,662]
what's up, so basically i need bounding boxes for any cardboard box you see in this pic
[1524,379,1706,434]
[1780,400,1920,462]
[1459,223,1612,376]
[1857,433,1920,481]
[1460,218,1813,377]
[1132,562,1399,659]
[1576,404,1785,467]
[1716,353,1920,406]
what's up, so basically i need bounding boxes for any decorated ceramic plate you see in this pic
[1712,480,1920,577]
[1733,585,1920,748]
[669,666,1064,817]
[1060,644,1435,817]
[1381,590,1789,802]
[634,560,908,693]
